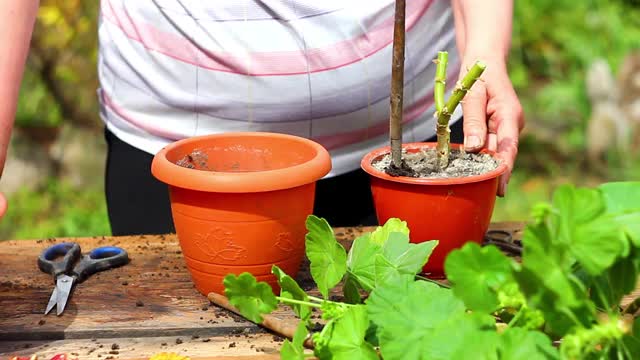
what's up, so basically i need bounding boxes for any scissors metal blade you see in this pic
[44,287,58,315]
[55,275,74,316]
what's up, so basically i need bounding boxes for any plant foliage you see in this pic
[222,182,640,359]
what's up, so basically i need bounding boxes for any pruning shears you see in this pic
[38,242,129,316]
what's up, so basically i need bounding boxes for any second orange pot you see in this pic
[152,132,331,295]
[361,143,507,278]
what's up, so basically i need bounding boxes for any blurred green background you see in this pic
[1,0,639,240]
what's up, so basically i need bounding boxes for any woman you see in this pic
[0,0,522,234]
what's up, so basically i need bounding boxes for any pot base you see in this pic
[362,143,507,276]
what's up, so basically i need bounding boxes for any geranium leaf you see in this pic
[370,218,410,245]
[346,233,380,292]
[599,182,640,214]
[223,273,278,323]
[272,265,311,320]
[621,317,640,358]
[343,274,362,304]
[516,223,596,336]
[585,246,640,311]
[550,185,628,275]
[381,233,437,276]
[347,229,435,295]
[305,215,347,298]
[444,242,515,313]
[280,320,308,360]
[321,305,379,360]
[553,185,605,226]
[498,328,559,360]
[600,182,640,245]
[367,275,496,359]
[571,216,628,275]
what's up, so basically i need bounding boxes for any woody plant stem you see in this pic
[389,0,406,167]
[434,52,486,169]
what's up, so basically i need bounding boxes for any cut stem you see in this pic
[435,60,487,169]
[389,0,406,167]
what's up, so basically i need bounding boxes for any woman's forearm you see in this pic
[452,0,513,62]
[0,1,39,176]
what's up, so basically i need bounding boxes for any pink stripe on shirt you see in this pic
[313,71,458,149]
[101,70,458,150]
[101,0,433,76]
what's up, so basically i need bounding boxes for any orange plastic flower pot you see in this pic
[361,142,507,278]
[152,132,331,295]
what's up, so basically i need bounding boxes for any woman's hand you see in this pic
[451,0,522,196]
[0,193,6,219]
[460,55,524,196]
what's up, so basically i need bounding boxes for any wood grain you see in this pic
[5,221,636,359]
[0,234,257,341]
[0,333,286,359]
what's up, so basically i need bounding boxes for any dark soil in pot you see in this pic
[373,148,499,178]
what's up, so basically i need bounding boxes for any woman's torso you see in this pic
[97,0,460,176]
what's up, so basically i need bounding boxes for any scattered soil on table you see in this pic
[373,148,499,178]
[175,149,209,170]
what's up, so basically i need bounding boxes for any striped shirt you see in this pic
[97,0,461,177]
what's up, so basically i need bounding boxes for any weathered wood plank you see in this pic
[2,221,638,359]
[0,234,259,341]
[0,226,375,342]
[0,332,285,359]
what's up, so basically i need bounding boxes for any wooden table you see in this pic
[0,222,636,359]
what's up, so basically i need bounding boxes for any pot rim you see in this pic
[151,132,331,193]
[361,142,508,185]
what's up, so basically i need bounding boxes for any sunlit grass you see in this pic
[0,179,110,241]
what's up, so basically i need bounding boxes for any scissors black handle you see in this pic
[38,242,82,279]
[72,246,130,283]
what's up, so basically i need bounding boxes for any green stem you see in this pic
[277,297,322,309]
[508,307,525,327]
[434,51,448,114]
[307,295,325,303]
[435,60,487,169]
[415,274,451,289]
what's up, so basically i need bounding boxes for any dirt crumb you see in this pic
[111,344,120,350]
[136,300,144,307]
[229,342,237,348]
[176,338,183,345]
[272,335,284,342]
[38,319,46,326]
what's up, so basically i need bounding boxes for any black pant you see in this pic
[104,120,464,235]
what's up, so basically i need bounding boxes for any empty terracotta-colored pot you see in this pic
[361,142,507,278]
[152,132,331,295]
